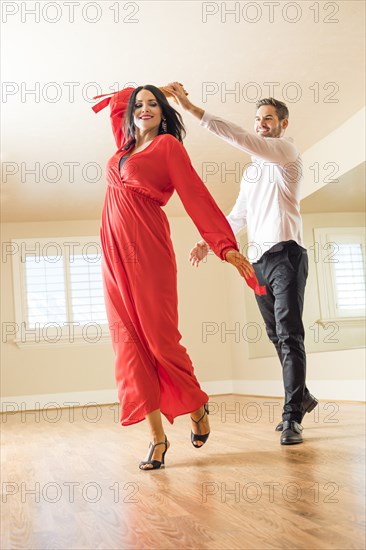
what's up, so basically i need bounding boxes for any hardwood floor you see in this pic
[1,395,365,549]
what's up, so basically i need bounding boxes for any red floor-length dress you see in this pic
[93,87,263,426]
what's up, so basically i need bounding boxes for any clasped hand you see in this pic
[160,82,190,107]
[189,242,254,279]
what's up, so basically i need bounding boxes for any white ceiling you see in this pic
[1,0,365,222]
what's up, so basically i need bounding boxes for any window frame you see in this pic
[11,236,110,348]
[313,227,366,326]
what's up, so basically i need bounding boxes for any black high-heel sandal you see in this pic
[139,435,169,470]
[191,403,210,448]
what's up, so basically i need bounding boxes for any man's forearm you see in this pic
[185,101,205,121]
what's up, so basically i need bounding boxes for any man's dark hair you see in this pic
[256,98,289,121]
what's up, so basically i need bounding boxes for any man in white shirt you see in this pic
[165,82,318,445]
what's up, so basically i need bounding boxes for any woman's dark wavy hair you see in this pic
[122,85,186,150]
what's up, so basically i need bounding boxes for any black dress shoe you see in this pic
[280,421,303,445]
[275,394,318,431]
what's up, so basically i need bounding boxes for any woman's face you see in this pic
[133,89,164,134]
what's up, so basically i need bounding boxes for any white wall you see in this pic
[1,217,234,409]
[226,212,366,401]
[1,212,365,409]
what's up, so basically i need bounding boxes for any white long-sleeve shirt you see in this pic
[200,111,304,262]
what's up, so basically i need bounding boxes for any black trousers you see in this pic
[252,241,309,423]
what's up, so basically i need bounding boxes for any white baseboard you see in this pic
[0,389,119,413]
[200,379,235,395]
[1,379,364,413]
[203,379,366,402]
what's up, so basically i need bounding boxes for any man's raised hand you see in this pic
[162,82,190,108]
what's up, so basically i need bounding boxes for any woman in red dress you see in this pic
[92,84,263,469]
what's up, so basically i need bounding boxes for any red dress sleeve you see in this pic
[166,136,266,295]
[92,87,135,149]
[165,135,237,261]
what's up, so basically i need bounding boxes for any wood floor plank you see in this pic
[1,396,365,549]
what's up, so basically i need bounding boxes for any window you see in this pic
[11,237,110,347]
[332,243,365,316]
[313,227,366,323]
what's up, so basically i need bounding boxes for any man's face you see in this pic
[254,105,288,138]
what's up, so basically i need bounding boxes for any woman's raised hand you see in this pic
[162,82,190,108]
